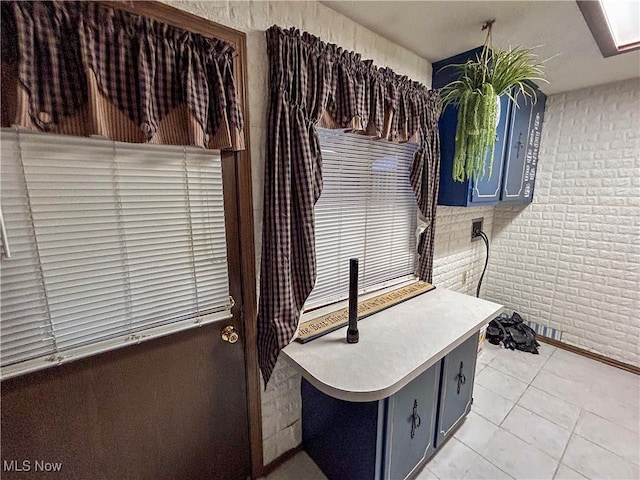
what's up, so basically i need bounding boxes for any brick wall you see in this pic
[163,0,435,464]
[433,206,495,297]
[484,78,640,367]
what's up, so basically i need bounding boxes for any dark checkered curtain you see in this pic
[258,26,441,385]
[1,1,244,150]
[409,88,443,282]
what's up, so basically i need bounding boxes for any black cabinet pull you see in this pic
[410,399,421,439]
[516,132,525,159]
[456,361,466,395]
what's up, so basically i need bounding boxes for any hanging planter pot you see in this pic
[439,21,548,182]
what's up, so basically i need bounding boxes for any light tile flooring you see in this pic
[267,342,640,480]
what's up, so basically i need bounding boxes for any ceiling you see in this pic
[321,1,640,95]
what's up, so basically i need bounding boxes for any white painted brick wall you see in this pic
[162,0,435,465]
[432,206,495,297]
[260,356,302,465]
[484,78,640,367]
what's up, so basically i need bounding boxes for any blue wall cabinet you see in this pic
[433,48,547,206]
[301,334,479,480]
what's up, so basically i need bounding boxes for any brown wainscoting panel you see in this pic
[538,335,640,375]
[1,324,251,480]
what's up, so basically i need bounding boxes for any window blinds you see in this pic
[0,129,231,379]
[305,128,419,309]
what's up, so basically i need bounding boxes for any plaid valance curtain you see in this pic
[1,1,244,150]
[258,25,442,385]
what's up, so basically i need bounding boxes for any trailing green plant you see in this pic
[439,38,547,182]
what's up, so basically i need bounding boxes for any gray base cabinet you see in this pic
[436,334,478,447]
[302,334,479,480]
[384,360,441,479]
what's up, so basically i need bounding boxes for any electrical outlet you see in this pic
[471,218,483,241]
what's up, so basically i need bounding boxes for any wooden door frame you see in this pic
[100,2,262,477]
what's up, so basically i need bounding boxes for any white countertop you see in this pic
[282,288,503,402]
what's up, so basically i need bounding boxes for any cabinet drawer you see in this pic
[436,334,479,447]
[383,362,440,480]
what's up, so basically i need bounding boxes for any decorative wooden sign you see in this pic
[296,281,436,343]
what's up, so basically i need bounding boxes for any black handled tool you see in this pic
[347,258,359,343]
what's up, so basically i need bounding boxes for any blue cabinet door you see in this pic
[383,362,440,480]
[469,93,511,205]
[437,104,474,206]
[435,334,478,447]
[434,47,508,207]
[437,95,509,207]
[501,89,547,203]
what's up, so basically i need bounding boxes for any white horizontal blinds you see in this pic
[0,129,230,375]
[0,132,57,365]
[24,135,131,352]
[185,157,230,314]
[363,138,419,285]
[306,128,418,309]
[112,144,229,334]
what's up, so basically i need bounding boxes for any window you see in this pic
[305,128,419,310]
[578,0,640,57]
[600,1,640,50]
[0,129,231,378]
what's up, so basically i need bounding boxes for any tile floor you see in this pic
[266,342,640,480]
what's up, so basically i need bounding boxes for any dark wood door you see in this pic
[0,150,252,480]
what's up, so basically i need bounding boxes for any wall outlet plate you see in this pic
[471,218,483,241]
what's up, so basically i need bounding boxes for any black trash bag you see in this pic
[486,311,540,354]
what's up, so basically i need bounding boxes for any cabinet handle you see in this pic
[410,399,421,439]
[456,361,466,395]
[516,132,525,159]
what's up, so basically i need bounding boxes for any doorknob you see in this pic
[221,326,239,344]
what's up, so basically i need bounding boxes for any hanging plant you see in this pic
[439,21,548,182]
